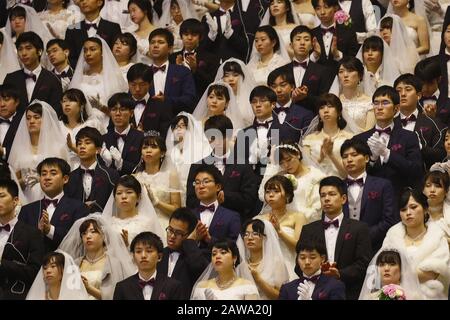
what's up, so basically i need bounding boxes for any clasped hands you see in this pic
[367,132,389,162]
[100,143,123,169]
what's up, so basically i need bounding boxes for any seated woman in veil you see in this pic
[191,239,260,300]
[58,214,136,300]
[0,30,20,83]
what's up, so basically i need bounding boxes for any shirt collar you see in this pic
[446,48,450,56]
[54,65,70,75]
[324,212,344,224]
[293,57,309,64]
[85,16,101,26]
[139,270,157,282]
[80,161,97,171]
[0,112,16,122]
[212,150,230,160]
[134,93,150,104]
[303,268,322,279]
[320,22,336,29]
[45,191,64,202]
[256,116,273,124]
[200,200,219,212]
[347,172,367,183]
[375,122,394,131]
[0,216,18,231]
[400,109,419,119]
[24,65,42,77]
[115,125,131,136]
[276,100,292,109]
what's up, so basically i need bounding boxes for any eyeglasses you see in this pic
[243,231,264,238]
[165,226,187,238]
[250,98,270,105]
[193,179,214,186]
[372,100,392,108]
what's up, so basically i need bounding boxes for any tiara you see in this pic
[144,130,160,138]
[275,144,300,152]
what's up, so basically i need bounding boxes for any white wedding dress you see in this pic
[247,53,289,85]
[110,214,158,250]
[39,9,80,39]
[342,97,374,134]
[297,13,320,29]
[191,283,259,300]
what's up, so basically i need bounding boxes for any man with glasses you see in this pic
[157,208,208,299]
[354,86,423,196]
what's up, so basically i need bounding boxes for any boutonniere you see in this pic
[419,126,430,133]
[13,240,22,247]
[146,112,157,118]
[215,220,224,227]
[308,75,318,81]
[289,116,299,123]
[344,232,352,241]
[334,10,352,28]
[318,291,328,300]
[391,144,403,152]
[94,176,103,187]
[368,191,380,200]
[129,146,138,152]
[439,108,449,114]
[231,19,241,27]
[172,77,179,84]
[198,60,206,68]
[229,170,241,178]
[158,292,167,300]
[59,213,70,222]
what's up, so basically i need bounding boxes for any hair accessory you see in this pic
[144,130,160,137]
[284,174,298,190]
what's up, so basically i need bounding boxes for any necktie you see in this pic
[0,118,12,125]
[114,132,127,140]
[24,72,36,82]
[199,204,215,212]
[375,127,392,135]
[42,198,59,209]
[85,22,98,30]
[345,178,364,187]
[322,219,339,229]
[321,26,336,35]
[400,114,416,127]
[151,65,166,73]
[0,224,11,232]
[138,278,155,289]
[253,120,272,129]
[293,60,308,69]
[83,169,95,176]
[301,274,320,284]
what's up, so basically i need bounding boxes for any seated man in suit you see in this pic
[279,240,345,300]
[354,86,424,196]
[0,84,23,161]
[0,179,44,300]
[18,158,88,251]
[148,28,196,115]
[273,25,338,112]
[157,207,209,299]
[64,127,120,213]
[340,138,397,252]
[102,92,144,175]
[191,165,241,256]
[393,73,446,169]
[186,115,259,221]
[3,32,62,116]
[170,18,220,102]
[310,0,359,70]
[127,63,172,137]
[297,176,372,300]
[64,0,121,67]
[113,231,184,300]
[267,68,314,142]
[46,39,73,92]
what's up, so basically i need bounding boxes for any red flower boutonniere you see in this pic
[368,191,380,200]
[344,232,352,241]
[391,144,403,152]
[334,10,352,28]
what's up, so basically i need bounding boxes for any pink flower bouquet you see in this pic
[378,284,406,300]
[334,10,352,27]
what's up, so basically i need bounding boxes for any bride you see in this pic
[0,30,20,83]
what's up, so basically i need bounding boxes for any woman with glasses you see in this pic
[239,219,289,299]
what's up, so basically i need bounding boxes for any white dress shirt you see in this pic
[324,212,344,263]
[0,217,18,259]
[255,117,273,161]
[199,200,219,228]
[310,23,342,61]
[212,151,229,175]
[339,0,377,43]
[43,191,65,240]
[24,65,42,102]
[275,100,291,124]
[293,58,309,87]
[374,123,394,164]
[301,269,322,299]
[115,125,131,154]
[139,271,157,300]
[85,16,101,38]
[347,172,367,202]
[133,93,150,126]
[399,109,419,132]
[80,161,97,199]
[167,251,180,277]
[152,61,169,95]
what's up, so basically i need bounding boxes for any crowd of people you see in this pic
[0,0,449,300]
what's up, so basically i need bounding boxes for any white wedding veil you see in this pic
[0,29,20,83]
[359,247,424,300]
[248,26,291,66]
[259,0,301,27]
[26,250,89,300]
[156,0,199,27]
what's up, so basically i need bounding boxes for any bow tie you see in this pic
[300,274,320,284]
[151,65,166,73]
[254,120,272,129]
[184,51,195,58]
[275,106,289,113]
[85,22,98,30]
[55,70,71,79]
[400,114,416,127]
[199,204,215,212]
[0,118,12,125]
[24,72,37,82]
[375,127,392,135]
[322,219,339,229]
[215,10,227,17]
[83,169,95,176]
[0,224,11,232]
[135,99,146,106]
[345,177,364,187]
[114,132,127,140]
[293,60,308,69]
[321,26,335,35]
[42,198,59,209]
[138,278,155,289]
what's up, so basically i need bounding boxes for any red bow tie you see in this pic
[114,132,127,140]
[0,224,11,232]
[321,26,335,35]
[42,198,58,209]
[345,178,364,187]
[301,274,320,284]
[293,60,308,69]
[400,114,416,127]
[253,120,272,129]
[322,219,339,229]
[199,204,215,212]
[24,72,37,82]
[375,127,392,135]
[151,65,166,73]
[138,278,155,289]
[85,22,98,30]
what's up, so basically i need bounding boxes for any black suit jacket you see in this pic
[0,220,45,300]
[103,128,144,175]
[275,103,315,142]
[18,195,89,251]
[2,110,24,161]
[113,273,184,300]
[64,164,120,214]
[298,216,372,300]
[3,69,63,116]
[64,19,121,68]
[136,98,173,139]
[157,240,209,299]
[279,275,346,300]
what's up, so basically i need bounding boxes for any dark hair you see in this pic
[207,84,230,103]
[380,16,393,30]
[15,32,44,58]
[223,61,245,80]
[394,73,424,93]
[290,25,313,42]
[319,176,347,196]
[84,37,103,50]
[149,28,174,47]
[137,135,167,171]
[0,84,20,100]
[0,31,3,45]
[75,126,103,148]
[113,33,138,59]
[169,207,198,235]
[267,68,295,87]
[107,92,136,110]
[130,231,164,253]
[114,175,142,196]
[180,18,203,37]
[0,161,11,180]
[0,179,19,198]
[376,250,401,268]
[264,175,295,204]
[79,219,103,238]
[27,102,43,116]
[204,115,233,139]
[338,56,365,81]
[37,157,71,176]
[398,188,429,223]
[210,239,241,267]
[340,138,371,157]
[241,219,266,237]
[414,57,441,83]
[316,93,347,130]
[296,239,327,256]
[8,5,26,20]
[46,38,69,52]
[61,88,88,124]
[43,251,65,271]
[372,85,400,105]
[127,63,153,83]
[362,36,384,56]
[269,0,295,25]
[424,171,450,194]
[194,165,223,187]
[128,0,153,23]
[170,115,188,131]
[255,25,280,52]
[311,0,339,8]
[249,86,277,103]
[275,140,303,164]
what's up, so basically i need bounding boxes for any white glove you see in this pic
[205,12,218,41]
[430,160,450,174]
[204,288,218,300]
[297,281,313,300]
[192,0,207,6]
[100,143,113,167]
[223,11,234,39]
[367,134,389,160]
[109,146,123,170]
[144,183,160,206]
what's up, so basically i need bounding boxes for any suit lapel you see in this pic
[163,64,173,95]
[311,275,326,300]
[3,221,26,261]
[18,71,30,104]
[31,70,46,101]
[50,196,66,225]
[150,275,165,300]
[130,274,146,299]
[122,130,134,157]
[209,206,223,234]
[334,218,350,264]
[360,176,371,216]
